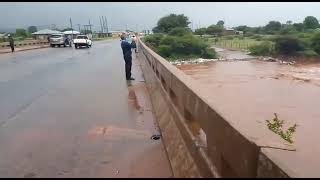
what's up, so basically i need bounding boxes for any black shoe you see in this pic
[127,77,135,80]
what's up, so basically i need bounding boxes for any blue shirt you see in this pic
[121,40,132,58]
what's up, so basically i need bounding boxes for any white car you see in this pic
[73,35,92,49]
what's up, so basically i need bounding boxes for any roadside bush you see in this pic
[252,34,262,39]
[168,27,191,36]
[244,32,254,37]
[279,27,297,35]
[13,36,25,41]
[310,32,320,55]
[249,41,274,56]
[144,33,164,48]
[144,33,217,60]
[265,35,279,42]
[201,48,217,59]
[274,36,305,55]
[225,36,234,40]
[158,45,172,57]
[203,38,209,42]
[300,37,312,48]
[297,49,318,57]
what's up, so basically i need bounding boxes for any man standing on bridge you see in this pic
[120,34,135,81]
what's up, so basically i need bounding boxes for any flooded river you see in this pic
[175,48,320,177]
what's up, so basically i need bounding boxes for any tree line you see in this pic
[144,14,217,60]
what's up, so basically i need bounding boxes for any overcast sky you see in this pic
[1,2,320,32]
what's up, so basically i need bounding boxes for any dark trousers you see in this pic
[10,45,14,52]
[124,56,132,80]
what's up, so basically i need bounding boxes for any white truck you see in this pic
[73,35,92,49]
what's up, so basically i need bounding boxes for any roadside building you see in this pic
[109,30,126,37]
[95,32,112,38]
[222,28,236,35]
[63,30,80,39]
[235,31,244,35]
[32,29,62,40]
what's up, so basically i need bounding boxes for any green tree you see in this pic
[293,23,305,32]
[279,26,296,35]
[144,33,164,48]
[15,28,27,37]
[206,25,223,36]
[264,21,281,34]
[275,36,305,55]
[144,33,217,60]
[286,20,292,25]
[27,26,37,33]
[234,25,248,32]
[311,32,320,55]
[249,41,274,56]
[152,14,190,34]
[217,20,225,26]
[252,27,263,34]
[168,27,191,36]
[303,16,319,29]
[194,27,207,36]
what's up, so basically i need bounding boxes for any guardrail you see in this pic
[0,41,49,48]
[137,38,290,178]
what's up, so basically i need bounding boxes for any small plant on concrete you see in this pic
[266,113,297,144]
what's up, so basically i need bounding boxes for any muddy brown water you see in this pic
[175,57,320,177]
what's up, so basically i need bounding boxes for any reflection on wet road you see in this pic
[0,40,172,177]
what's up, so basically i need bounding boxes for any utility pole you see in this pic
[102,16,105,33]
[77,24,81,32]
[101,16,106,33]
[89,19,92,33]
[83,25,88,34]
[104,16,108,34]
[99,16,103,33]
[70,18,73,41]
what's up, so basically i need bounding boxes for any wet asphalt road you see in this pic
[0,40,172,177]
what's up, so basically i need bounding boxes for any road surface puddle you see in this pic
[128,88,142,111]
[88,125,151,140]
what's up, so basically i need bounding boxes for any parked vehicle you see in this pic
[49,34,69,47]
[73,35,92,49]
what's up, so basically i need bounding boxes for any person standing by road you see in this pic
[131,35,137,53]
[120,34,135,81]
[8,34,14,53]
